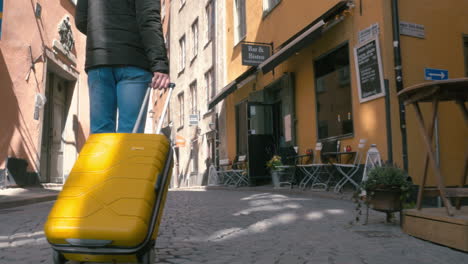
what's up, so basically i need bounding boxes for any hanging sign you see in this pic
[354,36,386,103]
[189,114,199,126]
[241,43,271,66]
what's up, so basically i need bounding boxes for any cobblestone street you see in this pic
[0,189,467,264]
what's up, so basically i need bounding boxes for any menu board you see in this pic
[354,37,385,103]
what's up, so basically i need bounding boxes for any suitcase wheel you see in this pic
[140,247,155,264]
[53,249,67,264]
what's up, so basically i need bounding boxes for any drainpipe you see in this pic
[391,0,409,171]
[384,79,393,164]
[212,0,219,168]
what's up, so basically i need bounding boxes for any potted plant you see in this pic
[266,155,283,188]
[354,165,412,223]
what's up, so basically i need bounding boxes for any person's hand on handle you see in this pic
[152,72,170,90]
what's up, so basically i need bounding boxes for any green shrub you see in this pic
[361,166,411,193]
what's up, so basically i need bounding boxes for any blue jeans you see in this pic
[88,66,152,134]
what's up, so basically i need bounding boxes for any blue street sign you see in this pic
[424,68,449,81]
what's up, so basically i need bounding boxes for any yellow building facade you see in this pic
[211,0,468,187]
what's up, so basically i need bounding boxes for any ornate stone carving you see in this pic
[58,17,75,54]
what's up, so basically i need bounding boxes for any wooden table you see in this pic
[398,78,468,216]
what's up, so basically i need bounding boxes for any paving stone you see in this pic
[1,191,468,263]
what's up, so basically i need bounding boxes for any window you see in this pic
[191,19,199,60]
[190,81,198,114]
[263,0,281,15]
[464,36,468,77]
[205,1,213,43]
[234,0,246,44]
[179,35,186,72]
[178,92,184,128]
[205,68,214,101]
[314,44,353,139]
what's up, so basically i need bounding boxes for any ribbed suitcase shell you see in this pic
[44,133,171,262]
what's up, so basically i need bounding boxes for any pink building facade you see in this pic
[0,0,89,187]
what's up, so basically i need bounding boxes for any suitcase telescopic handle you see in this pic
[132,83,176,134]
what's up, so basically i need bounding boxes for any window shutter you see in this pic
[280,73,296,146]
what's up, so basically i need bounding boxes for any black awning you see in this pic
[208,67,257,109]
[208,81,237,110]
[258,0,349,74]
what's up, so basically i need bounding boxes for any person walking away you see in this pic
[75,0,170,133]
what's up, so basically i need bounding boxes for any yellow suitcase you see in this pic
[44,84,175,264]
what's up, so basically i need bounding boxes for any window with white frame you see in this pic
[179,35,186,72]
[191,19,199,60]
[205,1,213,43]
[178,92,184,128]
[234,0,246,45]
[263,0,281,14]
[205,68,214,102]
[190,81,198,115]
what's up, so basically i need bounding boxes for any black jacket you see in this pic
[75,0,169,73]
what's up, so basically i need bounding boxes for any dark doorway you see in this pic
[247,103,275,185]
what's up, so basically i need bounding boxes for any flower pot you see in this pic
[367,189,402,213]
[271,170,280,188]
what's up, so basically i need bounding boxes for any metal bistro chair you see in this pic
[333,139,367,193]
[298,142,332,190]
[270,147,298,189]
[216,159,237,186]
[231,155,249,187]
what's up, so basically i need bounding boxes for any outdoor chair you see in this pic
[215,159,238,186]
[272,147,299,189]
[231,155,249,187]
[320,139,338,164]
[333,139,367,193]
[298,142,332,190]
